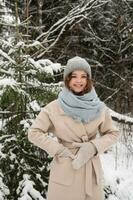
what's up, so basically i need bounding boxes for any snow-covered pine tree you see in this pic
[0,170,10,200]
[0,36,62,199]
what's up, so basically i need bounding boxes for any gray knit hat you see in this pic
[63,56,91,80]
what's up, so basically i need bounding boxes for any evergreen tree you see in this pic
[0,36,62,199]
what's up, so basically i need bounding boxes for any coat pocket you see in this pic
[49,156,74,186]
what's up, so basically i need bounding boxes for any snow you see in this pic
[0,172,10,200]
[43,63,61,74]
[1,39,12,49]
[28,58,44,70]
[36,59,52,66]
[20,120,31,131]
[15,41,25,48]
[9,151,16,161]
[0,78,30,97]
[36,174,47,188]
[29,100,41,112]
[28,58,61,75]
[0,0,15,24]
[0,49,16,64]
[17,174,45,200]
[0,144,6,159]
[27,79,63,89]
[0,120,3,130]
[110,109,133,124]
[0,135,17,159]
[0,78,17,90]
[101,142,133,200]
[26,41,42,48]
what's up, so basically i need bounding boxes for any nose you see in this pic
[76,78,82,83]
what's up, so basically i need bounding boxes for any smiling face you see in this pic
[68,70,88,94]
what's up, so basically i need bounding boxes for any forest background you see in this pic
[0,0,133,199]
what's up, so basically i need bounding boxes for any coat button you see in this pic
[81,135,88,142]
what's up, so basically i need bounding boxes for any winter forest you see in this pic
[0,0,133,199]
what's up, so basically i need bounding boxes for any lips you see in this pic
[73,84,83,87]
[76,84,82,86]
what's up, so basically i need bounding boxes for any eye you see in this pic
[81,75,87,78]
[71,75,77,78]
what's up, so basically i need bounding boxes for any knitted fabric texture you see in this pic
[58,87,105,123]
[63,56,92,80]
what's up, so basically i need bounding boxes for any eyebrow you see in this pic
[72,73,87,76]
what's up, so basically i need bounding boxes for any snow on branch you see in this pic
[0,49,16,64]
[0,172,10,200]
[109,109,133,125]
[35,0,109,58]
[28,58,61,75]
[0,78,30,98]
[17,174,45,200]
[0,78,17,89]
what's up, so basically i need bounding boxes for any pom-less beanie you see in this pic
[63,56,92,80]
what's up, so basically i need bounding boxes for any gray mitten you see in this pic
[72,142,97,169]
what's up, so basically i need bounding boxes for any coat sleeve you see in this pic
[91,108,120,154]
[28,106,65,157]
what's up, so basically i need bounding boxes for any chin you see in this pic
[71,90,85,96]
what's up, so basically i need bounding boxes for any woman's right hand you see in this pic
[56,147,75,159]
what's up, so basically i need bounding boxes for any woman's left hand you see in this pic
[72,142,97,170]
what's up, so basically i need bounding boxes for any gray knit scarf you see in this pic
[58,87,105,123]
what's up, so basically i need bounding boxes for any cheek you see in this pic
[68,80,73,87]
[83,79,87,85]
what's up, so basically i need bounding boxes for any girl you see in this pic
[28,56,119,200]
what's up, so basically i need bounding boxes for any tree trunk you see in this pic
[37,0,44,34]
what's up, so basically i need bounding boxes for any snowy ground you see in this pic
[101,142,133,200]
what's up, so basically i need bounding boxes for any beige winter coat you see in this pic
[28,100,119,200]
